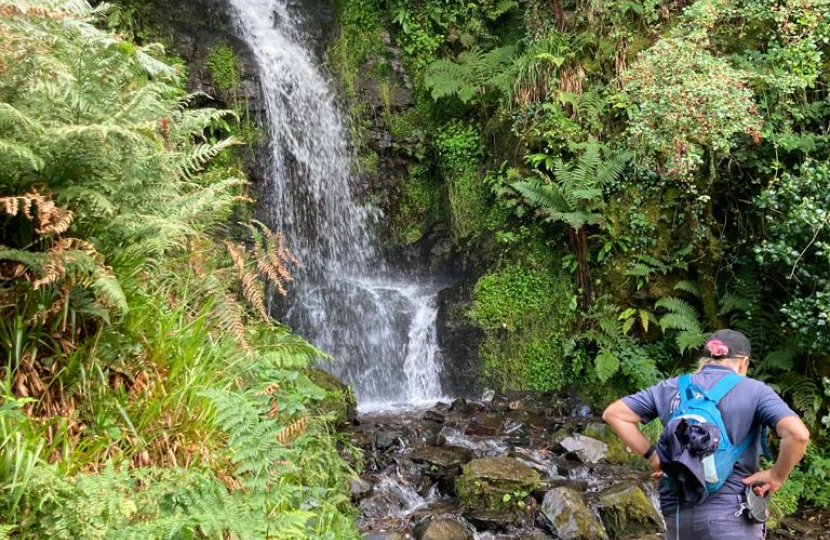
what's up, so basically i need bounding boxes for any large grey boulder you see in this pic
[538,487,608,540]
[558,434,608,464]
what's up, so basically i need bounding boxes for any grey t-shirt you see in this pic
[622,364,797,509]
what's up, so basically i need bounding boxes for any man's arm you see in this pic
[742,415,810,496]
[603,399,661,477]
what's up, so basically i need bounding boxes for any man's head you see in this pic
[699,329,752,375]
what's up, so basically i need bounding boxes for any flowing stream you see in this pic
[225,0,446,410]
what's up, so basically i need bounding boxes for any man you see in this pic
[603,329,810,539]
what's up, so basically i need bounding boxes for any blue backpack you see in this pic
[666,372,755,493]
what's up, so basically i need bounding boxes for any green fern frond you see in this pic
[674,280,702,298]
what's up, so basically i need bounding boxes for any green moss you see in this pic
[467,239,579,391]
[304,368,356,427]
[207,44,240,96]
[457,457,540,511]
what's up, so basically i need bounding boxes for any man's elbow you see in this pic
[780,416,811,445]
[792,423,811,445]
[602,402,619,424]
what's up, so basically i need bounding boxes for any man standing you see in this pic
[603,329,811,539]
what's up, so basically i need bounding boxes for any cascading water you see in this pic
[225,0,447,409]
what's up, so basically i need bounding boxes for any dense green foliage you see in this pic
[0,2,358,538]
[330,0,830,515]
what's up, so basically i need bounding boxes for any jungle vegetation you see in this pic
[329,0,830,516]
[0,1,359,538]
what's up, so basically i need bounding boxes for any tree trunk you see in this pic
[548,0,565,30]
[570,226,593,305]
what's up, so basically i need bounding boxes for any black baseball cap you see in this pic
[703,329,751,358]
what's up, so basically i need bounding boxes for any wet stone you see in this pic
[465,414,503,437]
[558,434,608,464]
[592,482,664,538]
[351,477,373,500]
[363,533,408,540]
[465,509,521,531]
[424,410,446,423]
[532,477,589,500]
[375,429,405,451]
[538,487,607,540]
[413,518,474,540]
[411,446,473,477]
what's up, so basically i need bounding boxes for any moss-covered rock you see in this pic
[582,423,643,467]
[305,368,356,427]
[457,457,541,511]
[538,487,608,540]
[592,482,664,538]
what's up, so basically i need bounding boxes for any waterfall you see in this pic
[225,0,447,409]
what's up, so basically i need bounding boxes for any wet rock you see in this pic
[424,410,446,423]
[457,457,541,511]
[375,428,405,451]
[465,414,503,437]
[465,509,522,531]
[359,479,422,518]
[505,448,553,476]
[532,477,589,500]
[508,400,523,411]
[363,532,408,540]
[305,368,357,427]
[538,487,607,540]
[517,531,553,540]
[592,482,664,538]
[409,500,464,522]
[482,389,496,402]
[413,518,473,540]
[411,446,473,477]
[558,434,608,464]
[351,477,373,500]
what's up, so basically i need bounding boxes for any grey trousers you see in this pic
[664,494,765,540]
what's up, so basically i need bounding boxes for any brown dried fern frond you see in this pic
[0,191,75,237]
[226,241,269,323]
[216,291,250,352]
[255,382,281,397]
[275,415,307,445]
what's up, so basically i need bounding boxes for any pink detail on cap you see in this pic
[706,339,729,357]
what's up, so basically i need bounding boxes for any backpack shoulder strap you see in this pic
[706,372,744,404]
[678,373,708,403]
[678,374,693,404]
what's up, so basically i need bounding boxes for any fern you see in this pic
[425,45,517,104]
[655,296,706,352]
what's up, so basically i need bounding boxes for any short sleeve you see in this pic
[622,384,661,424]
[755,383,798,429]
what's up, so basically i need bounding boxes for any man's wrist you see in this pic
[643,444,657,460]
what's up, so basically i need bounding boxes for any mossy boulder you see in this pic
[457,457,541,511]
[538,487,607,540]
[305,368,356,427]
[593,482,664,538]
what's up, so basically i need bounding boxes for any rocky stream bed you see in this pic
[341,392,665,540]
[339,391,830,540]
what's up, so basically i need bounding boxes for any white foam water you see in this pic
[224,0,447,409]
